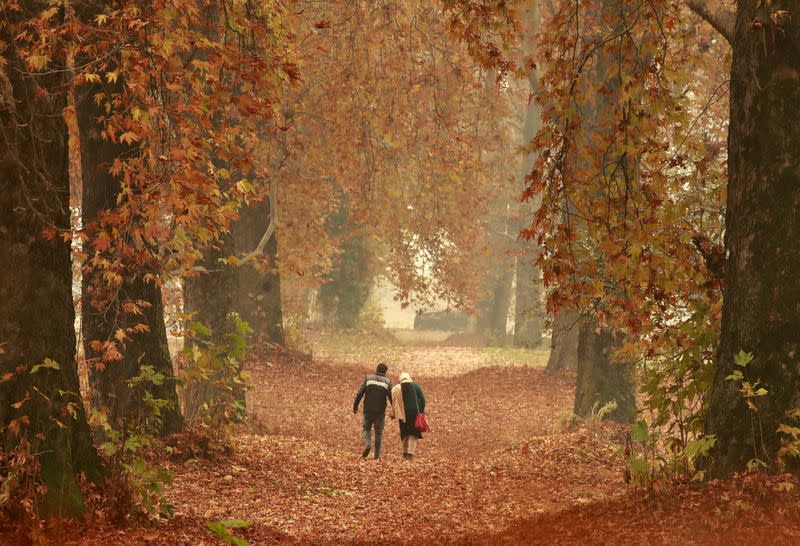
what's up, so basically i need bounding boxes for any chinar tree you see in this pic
[690,0,800,476]
[0,1,102,517]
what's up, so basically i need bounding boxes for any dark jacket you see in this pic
[399,381,425,439]
[353,373,392,414]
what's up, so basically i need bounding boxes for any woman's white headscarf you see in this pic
[399,372,412,383]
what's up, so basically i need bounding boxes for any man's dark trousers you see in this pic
[362,412,385,458]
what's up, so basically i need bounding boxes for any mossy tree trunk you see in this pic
[705,1,800,476]
[0,4,101,516]
[77,74,182,436]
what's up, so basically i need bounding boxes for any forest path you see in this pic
[159,336,627,543]
[70,332,800,545]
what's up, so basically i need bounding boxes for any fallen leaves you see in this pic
[14,338,800,545]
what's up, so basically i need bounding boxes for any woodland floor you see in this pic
[9,329,800,545]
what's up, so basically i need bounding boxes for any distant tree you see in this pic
[514,2,545,349]
[318,197,372,329]
[235,199,285,345]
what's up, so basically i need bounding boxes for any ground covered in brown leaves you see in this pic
[9,330,800,545]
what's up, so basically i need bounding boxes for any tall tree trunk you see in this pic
[331,233,370,329]
[514,2,545,348]
[558,0,638,408]
[705,2,800,476]
[77,80,182,436]
[234,201,285,345]
[574,323,636,423]
[0,6,101,516]
[545,308,580,372]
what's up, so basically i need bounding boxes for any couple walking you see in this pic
[352,363,426,460]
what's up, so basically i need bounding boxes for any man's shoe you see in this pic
[402,452,411,460]
[362,446,371,458]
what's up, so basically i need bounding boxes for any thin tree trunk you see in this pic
[514,2,545,348]
[77,78,182,436]
[514,254,544,347]
[705,1,800,476]
[234,201,285,345]
[490,266,514,345]
[574,323,636,423]
[0,5,101,515]
[476,261,514,346]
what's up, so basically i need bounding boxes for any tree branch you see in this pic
[685,0,736,45]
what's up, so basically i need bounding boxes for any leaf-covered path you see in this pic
[54,333,800,544]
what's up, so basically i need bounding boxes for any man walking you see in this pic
[353,362,392,459]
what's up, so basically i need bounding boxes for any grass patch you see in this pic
[480,346,549,367]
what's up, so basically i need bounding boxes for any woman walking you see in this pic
[390,372,426,460]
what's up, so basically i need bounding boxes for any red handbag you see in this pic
[411,383,429,432]
[414,412,430,433]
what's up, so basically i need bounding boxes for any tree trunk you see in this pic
[0,6,101,516]
[552,0,636,409]
[545,308,580,372]
[77,79,182,436]
[185,235,238,343]
[514,254,543,347]
[489,266,514,346]
[705,2,800,476]
[234,201,285,345]
[475,262,514,346]
[574,323,636,423]
[514,4,545,348]
[331,234,370,329]
[317,202,371,329]
[184,232,244,416]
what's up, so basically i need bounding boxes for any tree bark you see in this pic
[574,323,636,423]
[234,201,285,344]
[705,2,800,476]
[0,4,101,516]
[77,78,182,436]
[684,0,735,44]
[545,308,580,372]
[476,261,514,346]
[184,232,243,416]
